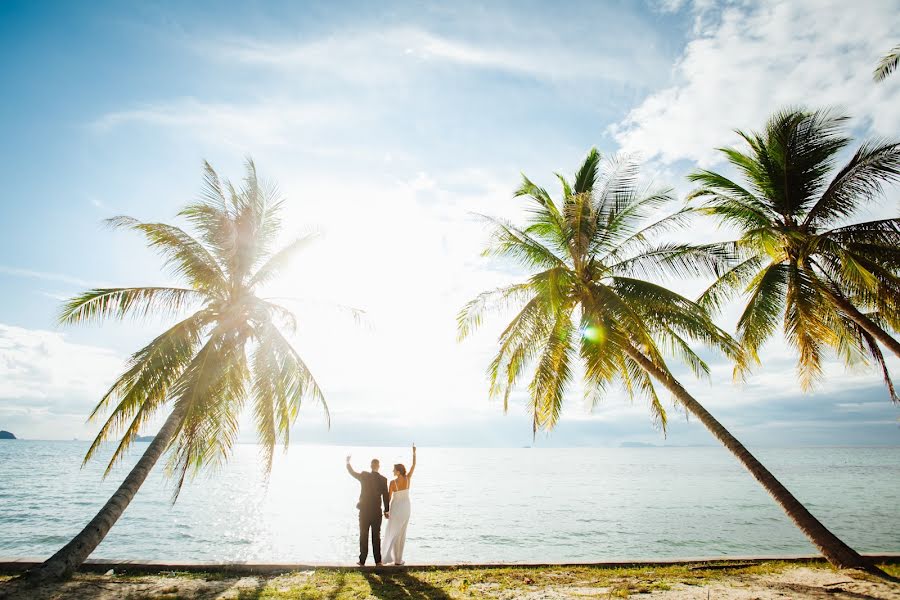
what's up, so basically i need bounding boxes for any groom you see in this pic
[346,455,390,566]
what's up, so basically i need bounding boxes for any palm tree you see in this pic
[27,160,328,582]
[874,44,900,82]
[688,108,900,400]
[459,148,875,571]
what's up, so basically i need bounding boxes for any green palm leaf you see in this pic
[692,107,900,391]
[58,287,201,325]
[873,44,900,82]
[461,149,743,435]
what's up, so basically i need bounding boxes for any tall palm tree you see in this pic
[688,109,900,400]
[27,160,328,582]
[874,44,900,82]
[459,148,875,571]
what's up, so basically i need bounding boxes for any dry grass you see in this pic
[0,561,897,599]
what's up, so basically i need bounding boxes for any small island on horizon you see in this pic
[0,430,17,440]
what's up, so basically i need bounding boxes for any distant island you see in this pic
[0,430,16,440]
[620,441,657,447]
[135,435,155,442]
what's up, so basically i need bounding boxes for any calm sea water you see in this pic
[1,442,897,563]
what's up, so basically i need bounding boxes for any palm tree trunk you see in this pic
[622,344,873,572]
[25,405,185,583]
[821,287,900,359]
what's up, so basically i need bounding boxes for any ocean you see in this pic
[1,442,897,563]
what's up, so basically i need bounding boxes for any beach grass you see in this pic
[2,559,898,599]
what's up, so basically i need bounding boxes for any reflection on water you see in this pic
[1,442,898,562]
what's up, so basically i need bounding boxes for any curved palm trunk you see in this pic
[25,406,185,583]
[821,287,900,359]
[622,344,873,572]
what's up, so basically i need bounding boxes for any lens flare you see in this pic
[581,325,604,343]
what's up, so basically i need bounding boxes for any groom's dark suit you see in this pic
[346,465,390,564]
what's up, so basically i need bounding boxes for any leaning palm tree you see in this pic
[688,108,900,400]
[27,160,327,582]
[873,44,900,82]
[459,148,875,571]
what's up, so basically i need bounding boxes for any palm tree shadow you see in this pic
[363,570,453,600]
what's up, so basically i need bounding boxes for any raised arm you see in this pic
[345,455,361,480]
[408,444,417,478]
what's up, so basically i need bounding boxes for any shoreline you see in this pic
[2,553,898,574]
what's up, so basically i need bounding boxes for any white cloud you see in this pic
[0,323,124,438]
[0,265,101,288]
[202,26,669,87]
[611,0,900,168]
[91,98,352,148]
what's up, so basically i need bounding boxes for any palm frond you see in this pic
[573,147,601,195]
[604,205,698,262]
[528,306,577,433]
[825,217,900,247]
[83,310,211,473]
[873,44,900,82]
[736,262,789,361]
[456,282,534,341]
[105,217,226,294]
[479,214,568,270]
[804,140,900,227]
[609,242,736,281]
[250,320,327,472]
[166,329,250,499]
[784,264,834,389]
[488,295,554,410]
[249,233,318,288]
[58,287,201,325]
[699,255,767,314]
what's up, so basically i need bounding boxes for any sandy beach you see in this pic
[1,560,898,599]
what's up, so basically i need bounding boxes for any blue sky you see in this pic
[0,0,898,448]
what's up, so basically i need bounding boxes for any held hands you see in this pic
[412,443,416,454]
[384,511,390,519]
[346,455,351,464]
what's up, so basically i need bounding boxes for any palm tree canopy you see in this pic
[60,160,327,494]
[688,108,900,396]
[458,149,745,434]
[874,44,900,82]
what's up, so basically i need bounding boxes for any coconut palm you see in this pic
[27,160,328,582]
[459,148,875,571]
[874,44,900,82]
[688,108,900,400]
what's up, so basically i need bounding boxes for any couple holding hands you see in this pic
[345,444,417,566]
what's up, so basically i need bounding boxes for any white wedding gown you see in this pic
[382,488,411,565]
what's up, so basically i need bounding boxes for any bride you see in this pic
[382,444,416,566]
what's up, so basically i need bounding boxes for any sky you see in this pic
[0,0,898,449]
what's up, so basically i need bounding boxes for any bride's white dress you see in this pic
[382,488,411,565]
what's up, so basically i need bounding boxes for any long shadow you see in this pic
[771,581,886,600]
[362,570,453,600]
[326,572,348,600]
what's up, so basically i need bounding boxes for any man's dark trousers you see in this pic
[359,508,383,565]
[346,465,390,565]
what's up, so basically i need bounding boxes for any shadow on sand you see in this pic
[363,570,453,600]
